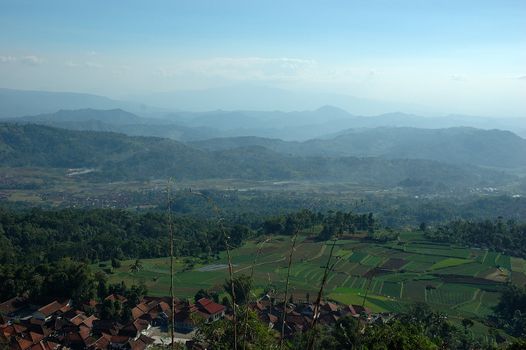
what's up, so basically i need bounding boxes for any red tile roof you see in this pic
[131,307,145,320]
[82,315,98,328]
[13,324,28,334]
[29,331,44,343]
[29,340,59,350]
[36,301,64,317]
[110,335,130,344]
[16,338,34,350]
[104,294,127,303]
[196,298,225,315]
[0,297,27,315]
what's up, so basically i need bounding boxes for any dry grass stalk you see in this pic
[242,237,271,350]
[166,179,176,350]
[307,238,339,350]
[279,230,299,349]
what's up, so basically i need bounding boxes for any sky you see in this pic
[0,0,525,117]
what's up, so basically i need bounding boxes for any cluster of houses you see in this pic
[0,294,225,350]
[249,295,385,338]
[1,292,391,350]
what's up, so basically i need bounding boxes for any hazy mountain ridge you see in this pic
[191,127,526,169]
[6,107,526,169]
[0,88,162,119]
[0,123,512,189]
[2,88,524,138]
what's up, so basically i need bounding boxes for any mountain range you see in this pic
[4,107,526,169]
[0,123,515,190]
[1,88,524,138]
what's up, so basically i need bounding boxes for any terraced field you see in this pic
[94,231,524,321]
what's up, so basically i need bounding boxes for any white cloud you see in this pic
[517,75,526,81]
[0,55,43,65]
[156,57,317,81]
[0,55,17,63]
[66,60,103,69]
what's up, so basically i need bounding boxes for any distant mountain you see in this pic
[0,88,161,118]
[2,87,524,139]
[191,127,526,169]
[163,107,525,140]
[125,85,428,115]
[7,108,526,169]
[0,123,512,189]
[12,108,148,125]
[4,108,221,141]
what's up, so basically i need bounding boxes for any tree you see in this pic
[111,257,121,268]
[129,259,143,273]
[461,318,474,333]
[317,224,335,241]
[362,320,438,350]
[224,274,252,306]
[194,308,278,350]
[100,299,117,320]
[194,288,211,302]
[331,316,362,349]
[507,339,526,350]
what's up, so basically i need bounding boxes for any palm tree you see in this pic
[129,259,143,273]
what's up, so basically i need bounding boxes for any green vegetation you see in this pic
[92,230,522,324]
[426,218,526,258]
[1,203,525,343]
[429,258,474,270]
[0,123,517,190]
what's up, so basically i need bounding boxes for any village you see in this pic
[0,292,389,350]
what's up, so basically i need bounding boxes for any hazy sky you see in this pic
[1,0,525,117]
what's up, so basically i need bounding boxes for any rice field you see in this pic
[94,230,523,321]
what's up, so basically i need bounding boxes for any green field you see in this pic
[94,231,522,321]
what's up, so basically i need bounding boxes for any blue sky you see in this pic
[1,0,525,116]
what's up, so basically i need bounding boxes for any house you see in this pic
[173,298,225,333]
[0,297,29,319]
[92,320,123,336]
[29,340,60,350]
[195,298,225,322]
[173,303,198,333]
[343,304,371,319]
[33,300,71,321]
[119,319,150,339]
[127,334,155,350]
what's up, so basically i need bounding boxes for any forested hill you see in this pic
[0,123,514,188]
[191,127,526,169]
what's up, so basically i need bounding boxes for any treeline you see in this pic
[259,210,375,236]
[0,256,148,310]
[160,190,526,227]
[425,218,526,258]
[0,207,253,265]
[0,207,379,265]
[491,286,526,338]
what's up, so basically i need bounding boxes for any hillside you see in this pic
[192,127,526,168]
[4,108,220,141]
[0,123,512,188]
[11,109,526,168]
